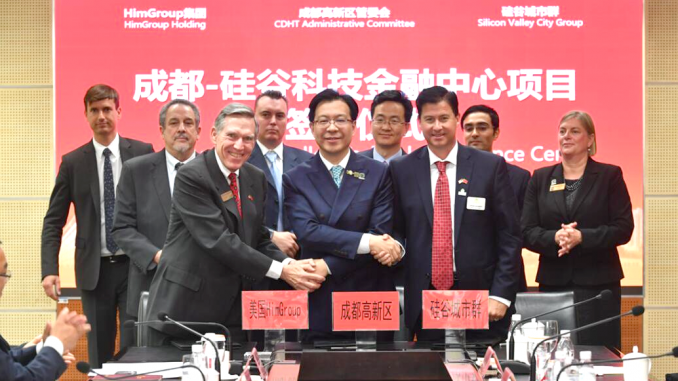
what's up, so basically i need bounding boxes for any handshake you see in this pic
[278,234,402,292]
[555,221,583,257]
[368,233,402,267]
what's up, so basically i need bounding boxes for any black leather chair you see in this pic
[514,291,577,344]
[136,291,150,347]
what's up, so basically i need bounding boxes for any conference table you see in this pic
[110,341,624,380]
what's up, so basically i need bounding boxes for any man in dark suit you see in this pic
[283,89,401,342]
[248,90,312,258]
[461,104,531,291]
[390,86,521,344]
[1,241,91,380]
[358,90,411,164]
[146,103,325,344]
[112,99,201,320]
[41,84,154,367]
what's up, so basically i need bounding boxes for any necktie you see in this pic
[330,165,343,188]
[175,162,184,171]
[265,151,284,230]
[432,161,454,290]
[103,148,119,254]
[228,172,242,218]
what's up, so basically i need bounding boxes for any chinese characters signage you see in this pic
[332,291,399,331]
[422,290,489,330]
[241,290,309,330]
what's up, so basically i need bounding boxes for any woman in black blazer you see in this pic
[521,111,634,350]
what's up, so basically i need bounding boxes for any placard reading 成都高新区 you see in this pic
[332,291,400,331]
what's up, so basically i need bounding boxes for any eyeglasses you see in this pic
[313,118,352,128]
[0,270,11,279]
[372,118,405,127]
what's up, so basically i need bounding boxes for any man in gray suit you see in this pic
[146,103,324,344]
[41,84,154,367]
[112,99,201,320]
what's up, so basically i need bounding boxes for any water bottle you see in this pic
[506,314,522,360]
[550,350,566,381]
[578,350,596,381]
[181,344,207,381]
[556,330,575,365]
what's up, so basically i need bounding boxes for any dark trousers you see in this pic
[539,281,622,350]
[81,258,131,368]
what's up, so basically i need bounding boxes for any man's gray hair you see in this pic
[213,103,259,135]
[159,99,201,129]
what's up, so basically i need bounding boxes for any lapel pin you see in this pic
[458,188,467,197]
[346,169,366,180]
[551,179,557,186]
[247,195,254,201]
[458,178,468,184]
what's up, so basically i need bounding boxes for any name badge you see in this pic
[221,191,234,202]
[549,183,565,192]
[467,197,486,211]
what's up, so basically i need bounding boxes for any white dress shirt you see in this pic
[92,134,123,256]
[214,151,292,279]
[166,150,197,195]
[427,143,510,307]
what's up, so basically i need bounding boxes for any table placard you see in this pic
[242,290,309,330]
[422,290,489,329]
[332,291,400,331]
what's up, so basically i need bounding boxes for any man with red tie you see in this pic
[390,86,521,343]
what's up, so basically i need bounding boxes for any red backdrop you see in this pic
[55,0,643,287]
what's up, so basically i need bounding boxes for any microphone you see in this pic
[76,361,205,381]
[123,319,233,353]
[529,305,644,381]
[508,290,612,359]
[556,346,678,381]
[158,312,222,379]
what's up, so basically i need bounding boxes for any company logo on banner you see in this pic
[123,7,207,30]
[422,290,489,330]
[478,5,583,29]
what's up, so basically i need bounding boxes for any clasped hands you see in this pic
[25,307,91,366]
[555,222,582,257]
[369,234,402,267]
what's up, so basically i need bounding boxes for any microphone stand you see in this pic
[529,308,642,381]
[161,314,222,379]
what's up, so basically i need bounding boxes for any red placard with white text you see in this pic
[422,290,489,330]
[241,290,309,330]
[332,291,399,331]
[54,1,643,289]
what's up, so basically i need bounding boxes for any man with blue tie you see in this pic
[247,90,312,258]
[359,90,411,164]
[390,86,521,344]
[283,89,402,342]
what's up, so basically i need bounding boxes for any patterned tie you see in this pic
[103,148,119,254]
[265,151,284,230]
[228,172,242,218]
[330,165,343,188]
[432,161,454,290]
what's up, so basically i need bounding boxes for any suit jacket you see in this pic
[146,149,287,336]
[247,143,312,231]
[507,163,531,291]
[283,151,395,333]
[357,147,406,161]
[521,158,633,286]
[507,163,531,212]
[0,335,66,381]
[390,144,521,335]
[41,137,154,290]
[112,150,173,317]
